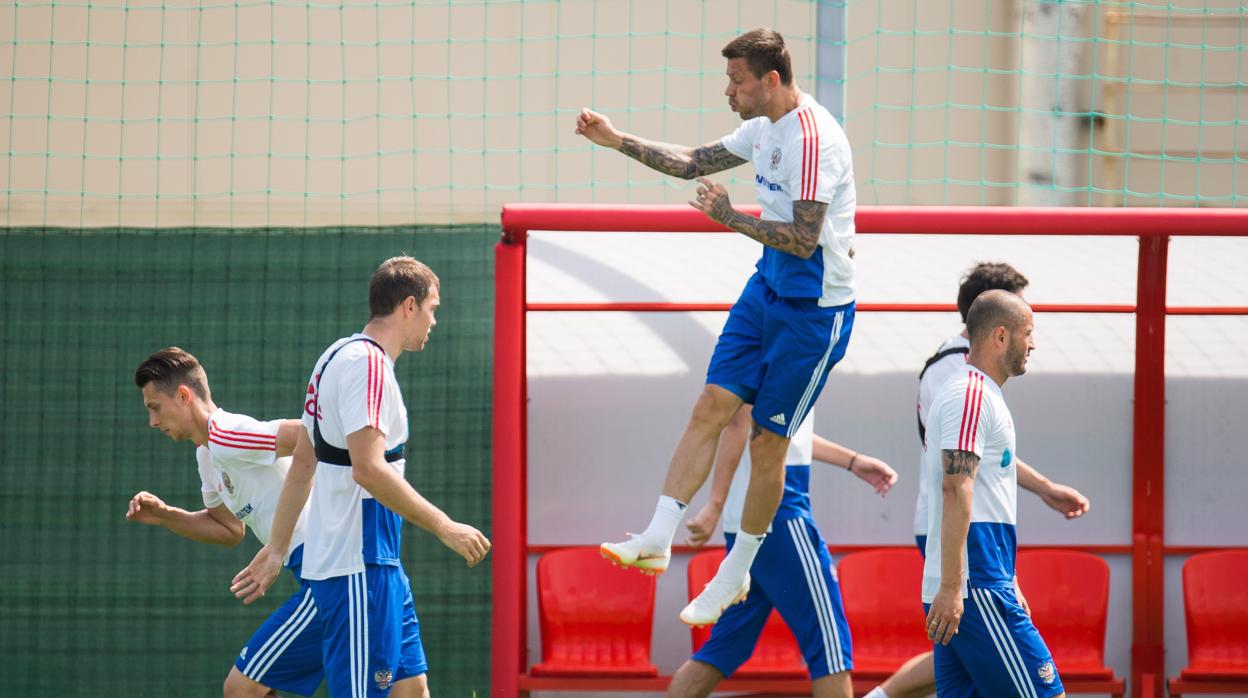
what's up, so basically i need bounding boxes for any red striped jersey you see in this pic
[720,91,856,306]
[920,365,1019,602]
[197,408,307,553]
[299,333,408,580]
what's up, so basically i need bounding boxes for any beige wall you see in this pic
[1,0,1243,227]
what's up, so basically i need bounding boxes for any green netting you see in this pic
[2,0,1244,226]
[0,226,493,696]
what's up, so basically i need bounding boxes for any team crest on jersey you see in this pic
[770,147,782,170]
[1036,660,1056,685]
[222,472,235,496]
[374,669,393,690]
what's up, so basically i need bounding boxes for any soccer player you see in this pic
[674,404,897,698]
[864,263,1089,698]
[127,347,323,698]
[921,290,1065,698]
[230,256,490,697]
[577,28,858,626]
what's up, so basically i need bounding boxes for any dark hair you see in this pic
[135,347,209,400]
[957,262,1029,323]
[369,256,440,319]
[721,29,793,86]
[966,290,1029,344]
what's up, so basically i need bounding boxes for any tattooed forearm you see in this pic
[618,137,744,179]
[723,199,825,258]
[942,449,980,478]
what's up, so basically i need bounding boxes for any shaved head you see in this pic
[967,290,1031,344]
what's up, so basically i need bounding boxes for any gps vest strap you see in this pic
[312,337,406,466]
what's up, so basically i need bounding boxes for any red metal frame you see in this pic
[493,204,1248,698]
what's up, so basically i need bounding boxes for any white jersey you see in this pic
[300,333,409,581]
[921,366,1019,602]
[913,333,971,534]
[721,91,856,306]
[196,408,306,561]
[723,413,815,534]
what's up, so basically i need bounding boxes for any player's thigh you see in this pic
[955,587,1065,698]
[754,299,854,437]
[233,583,324,697]
[311,567,416,698]
[392,567,428,684]
[933,639,982,698]
[706,273,769,396]
[388,673,429,698]
[761,517,852,679]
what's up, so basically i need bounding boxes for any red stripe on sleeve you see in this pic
[957,374,975,450]
[209,428,276,448]
[798,111,812,199]
[209,424,276,442]
[809,112,819,199]
[208,436,274,452]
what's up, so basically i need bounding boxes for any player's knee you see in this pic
[688,386,740,432]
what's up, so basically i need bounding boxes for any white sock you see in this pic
[718,530,765,586]
[639,495,686,548]
[863,688,890,698]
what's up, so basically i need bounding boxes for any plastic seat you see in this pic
[687,548,806,678]
[1169,549,1248,697]
[837,548,931,676]
[532,547,658,677]
[1016,550,1123,695]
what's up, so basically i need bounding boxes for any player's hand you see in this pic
[437,520,491,568]
[689,177,733,224]
[575,108,623,149]
[125,491,169,526]
[1041,482,1090,520]
[231,545,284,605]
[926,584,963,645]
[684,502,723,548]
[1015,580,1032,617]
[851,455,898,496]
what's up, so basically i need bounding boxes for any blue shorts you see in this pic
[309,565,427,697]
[235,554,325,696]
[693,517,853,679]
[926,586,1064,698]
[706,272,855,438]
[916,535,927,557]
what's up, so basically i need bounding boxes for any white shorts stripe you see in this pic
[972,589,1036,698]
[252,600,318,682]
[360,572,370,697]
[981,589,1040,698]
[788,310,843,438]
[243,587,314,678]
[788,519,843,674]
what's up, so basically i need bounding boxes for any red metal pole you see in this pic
[493,234,527,697]
[1131,234,1168,698]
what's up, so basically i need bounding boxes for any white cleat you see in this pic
[599,534,671,575]
[679,572,750,627]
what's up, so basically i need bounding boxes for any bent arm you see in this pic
[618,137,746,180]
[165,504,246,546]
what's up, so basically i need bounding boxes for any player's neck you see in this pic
[360,321,403,363]
[965,352,1008,387]
[764,86,803,122]
[189,399,218,447]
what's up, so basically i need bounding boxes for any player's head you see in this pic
[369,256,441,352]
[967,290,1035,379]
[135,347,211,441]
[957,262,1029,323]
[721,29,793,120]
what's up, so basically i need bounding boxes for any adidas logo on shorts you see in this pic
[769,413,786,426]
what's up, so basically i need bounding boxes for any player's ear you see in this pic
[176,384,192,404]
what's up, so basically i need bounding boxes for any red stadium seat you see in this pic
[687,548,806,678]
[837,548,931,679]
[531,547,658,677]
[1016,550,1124,696]
[1168,549,1248,697]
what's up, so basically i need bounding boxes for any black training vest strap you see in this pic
[312,337,406,466]
[916,345,970,444]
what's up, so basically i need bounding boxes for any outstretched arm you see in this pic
[575,108,745,179]
[125,492,245,547]
[811,434,898,496]
[1017,458,1090,519]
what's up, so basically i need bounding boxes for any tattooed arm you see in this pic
[691,178,825,258]
[575,108,745,179]
[927,448,980,644]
